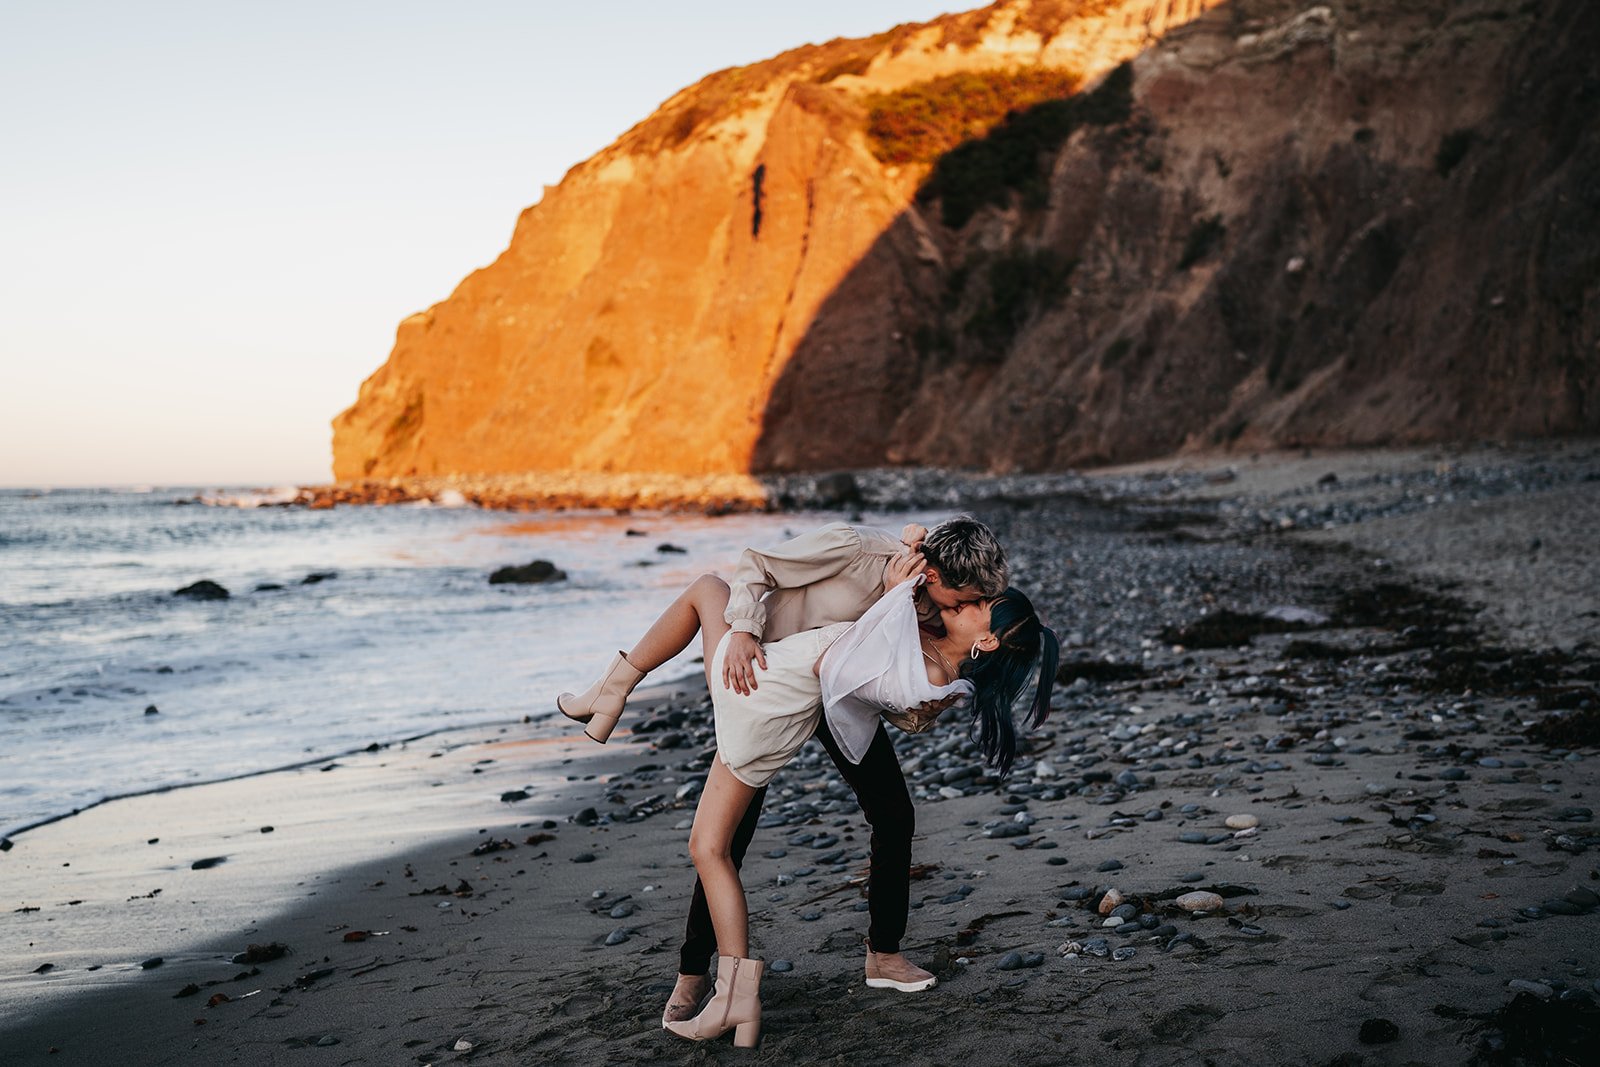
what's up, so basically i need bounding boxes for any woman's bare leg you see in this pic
[657,576,736,1017]
[686,756,759,960]
[627,574,730,673]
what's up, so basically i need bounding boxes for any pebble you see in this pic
[608,903,634,919]
[1539,899,1585,916]
[1098,889,1125,915]
[996,951,1045,970]
[1507,979,1554,999]
[770,960,794,973]
[1176,892,1224,912]
[1224,814,1259,830]
[571,853,597,863]
[1358,1019,1399,1045]
[604,928,631,946]
[1096,859,1124,872]
[1112,947,1136,961]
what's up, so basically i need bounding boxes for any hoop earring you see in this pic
[970,641,983,659]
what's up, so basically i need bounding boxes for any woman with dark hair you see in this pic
[953,587,1061,778]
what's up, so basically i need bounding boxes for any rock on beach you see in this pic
[1176,892,1225,912]
[173,580,229,600]
[488,561,566,585]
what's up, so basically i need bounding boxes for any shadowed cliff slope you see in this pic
[333,0,1598,481]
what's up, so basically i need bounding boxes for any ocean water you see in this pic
[0,488,920,839]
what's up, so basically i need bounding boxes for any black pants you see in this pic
[677,717,915,975]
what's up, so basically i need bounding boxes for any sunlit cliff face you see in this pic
[330,0,1229,483]
[333,0,1598,484]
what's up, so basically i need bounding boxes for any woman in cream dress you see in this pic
[709,559,976,788]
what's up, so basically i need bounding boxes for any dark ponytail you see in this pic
[959,587,1059,778]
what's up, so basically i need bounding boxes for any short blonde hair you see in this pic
[922,515,1007,596]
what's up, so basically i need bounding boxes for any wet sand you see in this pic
[2,442,1596,1065]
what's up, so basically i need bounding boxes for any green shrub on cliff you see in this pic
[866,67,1083,166]
[912,61,1135,229]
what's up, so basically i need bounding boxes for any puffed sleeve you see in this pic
[723,522,863,640]
[819,582,915,705]
[819,582,918,764]
[821,580,974,763]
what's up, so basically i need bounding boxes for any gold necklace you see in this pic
[920,634,956,680]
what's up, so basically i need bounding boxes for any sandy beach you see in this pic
[3,441,1597,1065]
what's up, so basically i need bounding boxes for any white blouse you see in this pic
[819,579,974,764]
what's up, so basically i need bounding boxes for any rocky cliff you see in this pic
[332,0,1599,483]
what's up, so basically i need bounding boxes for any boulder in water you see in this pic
[174,580,229,600]
[488,561,566,584]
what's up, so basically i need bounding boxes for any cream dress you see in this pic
[710,621,851,787]
[710,580,973,787]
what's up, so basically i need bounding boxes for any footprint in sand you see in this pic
[1148,1003,1226,1043]
[1388,882,1445,908]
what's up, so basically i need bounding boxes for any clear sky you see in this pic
[0,1,957,487]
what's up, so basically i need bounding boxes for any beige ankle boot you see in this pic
[663,955,763,1047]
[865,945,937,992]
[660,972,711,1028]
[556,651,645,743]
